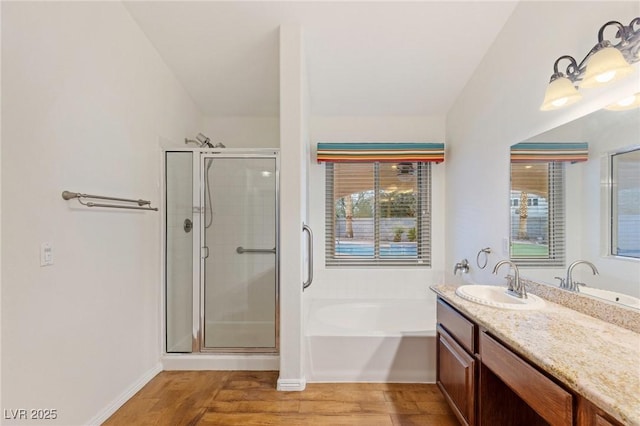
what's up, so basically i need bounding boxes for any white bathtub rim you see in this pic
[306,298,436,337]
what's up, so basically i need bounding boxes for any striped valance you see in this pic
[511,142,588,163]
[316,142,445,163]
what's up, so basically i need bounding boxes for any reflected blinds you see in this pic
[510,162,565,267]
[325,162,431,267]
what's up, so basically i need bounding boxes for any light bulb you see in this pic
[540,76,582,111]
[604,93,640,111]
[581,46,633,88]
[617,95,636,107]
[595,70,617,83]
[551,97,568,107]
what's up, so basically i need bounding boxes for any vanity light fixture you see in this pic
[604,92,640,111]
[541,17,640,111]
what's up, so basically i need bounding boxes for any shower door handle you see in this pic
[303,224,313,290]
[236,247,276,254]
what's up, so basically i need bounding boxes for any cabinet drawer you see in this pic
[480,331,573,426]
[437,325,476,426]
[437,298,476,353]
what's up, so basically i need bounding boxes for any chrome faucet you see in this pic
[565,260,599,292]
[492,260,527,299]
[454,259,470,275]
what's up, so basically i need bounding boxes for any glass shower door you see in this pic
[201,154,278,352]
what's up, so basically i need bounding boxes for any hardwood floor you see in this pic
[104,371,458,425]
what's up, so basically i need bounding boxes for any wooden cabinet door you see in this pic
[437,324,476,426]
[576,397,624,426]
[480,331,573,426]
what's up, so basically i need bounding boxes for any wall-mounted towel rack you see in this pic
[62,191,158,211]
[476,247,491,269]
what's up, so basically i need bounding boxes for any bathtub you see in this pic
[305,299,437,383]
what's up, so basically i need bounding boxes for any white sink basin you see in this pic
[579,287,640,310]
[455,285,546,310]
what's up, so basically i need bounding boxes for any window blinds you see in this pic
[325,162,431,267]
[510,162,565,267]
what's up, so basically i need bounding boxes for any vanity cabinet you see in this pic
[576,398,624,426]
[436,299,477,425]
[437,328,476,425]
[436,297,623,426]
[479,330,572,426]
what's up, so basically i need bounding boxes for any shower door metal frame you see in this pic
[195,149,280,354]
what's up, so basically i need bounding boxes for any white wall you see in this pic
[277,24,308,391]
[202,116,279,148]
[1,3,201,424]
[306,116,446,301]
[446,1,640,289]
[0,1,3,412]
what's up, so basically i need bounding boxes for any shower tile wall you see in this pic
[204,159,276,330]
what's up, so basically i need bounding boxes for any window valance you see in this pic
[510,142,588,163]
[316,142,445,163]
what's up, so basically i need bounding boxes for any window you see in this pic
[510,162,565,267]
[610,147,640,259]
[325,162,431,266]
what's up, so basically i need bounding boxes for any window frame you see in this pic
[325,162,431,267]
[607,145,640,260]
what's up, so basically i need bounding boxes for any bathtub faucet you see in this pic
[453,259,470,275]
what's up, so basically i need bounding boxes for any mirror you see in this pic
[510,102,640,309]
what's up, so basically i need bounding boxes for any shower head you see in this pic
[195,133,211,147]
[184,133,225,148]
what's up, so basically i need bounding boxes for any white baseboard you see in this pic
[87,362,162,425]
[277,377,306,391]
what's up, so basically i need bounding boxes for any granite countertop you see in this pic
[431,284,640,426]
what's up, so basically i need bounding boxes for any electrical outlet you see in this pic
[502,238,509,255]
[40,242,53,266]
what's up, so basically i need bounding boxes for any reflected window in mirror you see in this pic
[610,147,640,259]
[510,162,565,267]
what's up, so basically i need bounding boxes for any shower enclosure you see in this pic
[165,149,279,354]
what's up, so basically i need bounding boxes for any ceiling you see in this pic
[124,1,518,117]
